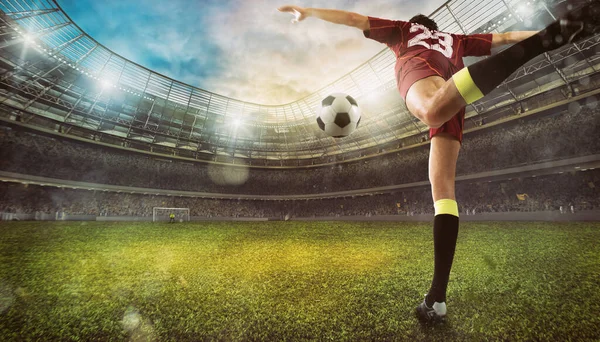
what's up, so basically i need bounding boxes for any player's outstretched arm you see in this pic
[278,5,369,30]
[491,31,539,48]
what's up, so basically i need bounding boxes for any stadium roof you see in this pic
[1,0,599,164]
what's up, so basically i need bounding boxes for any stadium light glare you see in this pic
[100,79,113,89]
[517,4,534,16]
[23,34,34,45]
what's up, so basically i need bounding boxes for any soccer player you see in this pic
[278,2,600,323]
[169,213,175,223]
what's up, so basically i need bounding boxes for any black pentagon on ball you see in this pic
[322,95,336,107]
[316,116,325,131]
[346,95,358,106]
[334,112,351,128]
[356,116,361,128]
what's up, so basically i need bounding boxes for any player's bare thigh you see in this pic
[405,76,446,120]
[405,76,466,126]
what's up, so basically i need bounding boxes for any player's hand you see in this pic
[278,5,309,23]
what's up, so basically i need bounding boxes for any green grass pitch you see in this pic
[0,221,599,341]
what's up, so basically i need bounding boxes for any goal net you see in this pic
[153,207,190,222]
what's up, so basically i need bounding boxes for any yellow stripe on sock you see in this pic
[452,68,484,104]
[434,199,459,217]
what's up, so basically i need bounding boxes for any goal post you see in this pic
[153,207,190,222]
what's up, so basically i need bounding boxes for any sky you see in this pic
[57,0,446,105]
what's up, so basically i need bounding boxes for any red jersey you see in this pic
[363,16,493,83]
[363,17,493,143]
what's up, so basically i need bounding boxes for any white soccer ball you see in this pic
[316,93,361,138]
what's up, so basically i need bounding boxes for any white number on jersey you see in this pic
[407,24,454,58]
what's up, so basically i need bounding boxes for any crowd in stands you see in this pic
[0,105,598,196]
[1,169,597,218]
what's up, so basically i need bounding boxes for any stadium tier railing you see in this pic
[1,153,598,201]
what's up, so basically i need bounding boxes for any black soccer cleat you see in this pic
[415,297,447,324]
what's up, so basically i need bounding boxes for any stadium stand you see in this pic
[1,104,598,196]
[0,169,597,218]
[1,0,599,221]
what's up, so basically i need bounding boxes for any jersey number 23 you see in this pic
[408,24,454,58]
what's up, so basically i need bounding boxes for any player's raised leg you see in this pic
[410,1,600,128]
[405,76,465,129]
[415,132,461,323]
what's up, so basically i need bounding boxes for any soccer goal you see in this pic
[152,207,190,222]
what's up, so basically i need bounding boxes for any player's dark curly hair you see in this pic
[409,14,438,31]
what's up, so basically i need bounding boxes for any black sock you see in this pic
[426,214,459,306]
[453,3,597,104]
[468,20,574,95]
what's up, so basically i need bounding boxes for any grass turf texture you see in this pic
[0,221,599,341]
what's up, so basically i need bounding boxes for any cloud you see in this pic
[58,0,447,104]
[201,0,446,104]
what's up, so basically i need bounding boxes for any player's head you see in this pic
[409,14,438,31]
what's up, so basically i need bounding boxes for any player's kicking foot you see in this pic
[415,296,447,324]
